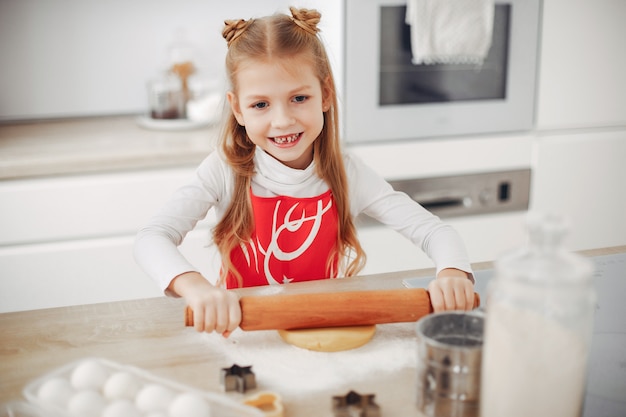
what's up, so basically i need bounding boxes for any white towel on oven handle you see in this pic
[406,0,495,65]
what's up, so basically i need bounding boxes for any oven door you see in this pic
[344,0,541,143]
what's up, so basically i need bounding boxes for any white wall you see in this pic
[0,0,343,120]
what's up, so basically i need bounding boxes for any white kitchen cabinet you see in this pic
[0,167,204,246]
[530,128,626,251]
[0,167,220,313]
[0,236,158,312]
[0,230,220,313]
[536,0,626,129]
[532,0,626,252]
[358,211,528,276]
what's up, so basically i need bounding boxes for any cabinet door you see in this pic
[0,166,225,312]
[0,229,218,313]
[0,236,156,313]
[0,167,200,246]
[536,0,626,129]
[357,212,528,276]
[530,129,626,250]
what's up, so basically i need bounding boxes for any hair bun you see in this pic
[223,18,253,47]
[289,7,321,35]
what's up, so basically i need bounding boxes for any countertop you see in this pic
[1,246,624,416]
[0,265,439,416]
[0,116,538,184]
[0,116,218,180]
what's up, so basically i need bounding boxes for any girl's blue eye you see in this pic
[253,102,268,109]
[293,95,307,103]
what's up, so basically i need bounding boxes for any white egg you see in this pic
[145,413,168,417]
[103,371,141,400]
[135,383,175,412]
[168,392,212,417]
[70,359,109,390]
[101,399,142,417]
[67,389,106,416]
[37,377,74,408]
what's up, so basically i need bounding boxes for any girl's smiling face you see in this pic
[227,58,330,170]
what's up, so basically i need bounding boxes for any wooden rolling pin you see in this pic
[184,288,480,331]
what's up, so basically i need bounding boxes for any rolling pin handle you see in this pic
[185,305,194,327]
[424,292,480,313]
[474,293,481,309]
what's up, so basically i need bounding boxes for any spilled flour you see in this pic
[200,323,418,396]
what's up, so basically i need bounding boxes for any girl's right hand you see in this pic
[169,271,242,336]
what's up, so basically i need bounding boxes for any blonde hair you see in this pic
[214,7,366,286]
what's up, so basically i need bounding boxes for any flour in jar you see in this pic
[481,301,588,417]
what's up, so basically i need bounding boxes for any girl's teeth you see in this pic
[273,134,299,144]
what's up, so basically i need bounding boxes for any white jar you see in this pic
[480,213,595,417]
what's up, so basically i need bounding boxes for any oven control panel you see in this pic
[360,169,531,223]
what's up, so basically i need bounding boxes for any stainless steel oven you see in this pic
[343,0,542,143]
[343,1,541,274]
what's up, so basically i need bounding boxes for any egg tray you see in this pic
[0,401,44,417]
[21,357,264,417]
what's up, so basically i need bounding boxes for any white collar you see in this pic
[254,146,316,187]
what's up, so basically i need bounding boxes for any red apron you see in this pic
[226,189,339,288]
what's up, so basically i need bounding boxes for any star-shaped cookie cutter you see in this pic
[332,390,381,417]
[221,364,257,393]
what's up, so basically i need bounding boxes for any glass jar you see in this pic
[480,213,596,417]
[147,74,184,120]
[185,73,223,123]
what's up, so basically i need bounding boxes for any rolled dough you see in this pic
[277,325,376,352]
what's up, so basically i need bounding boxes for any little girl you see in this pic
[134,7,475,336]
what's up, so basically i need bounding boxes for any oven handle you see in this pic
[410,191,472,211]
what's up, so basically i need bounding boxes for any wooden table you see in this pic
[1,246,623,416]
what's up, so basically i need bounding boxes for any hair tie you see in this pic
[289,7,320,36]
[223,18,253,47]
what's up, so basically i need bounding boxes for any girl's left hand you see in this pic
[428,268,475,312]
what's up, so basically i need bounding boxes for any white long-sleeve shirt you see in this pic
[134,147,473,292]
